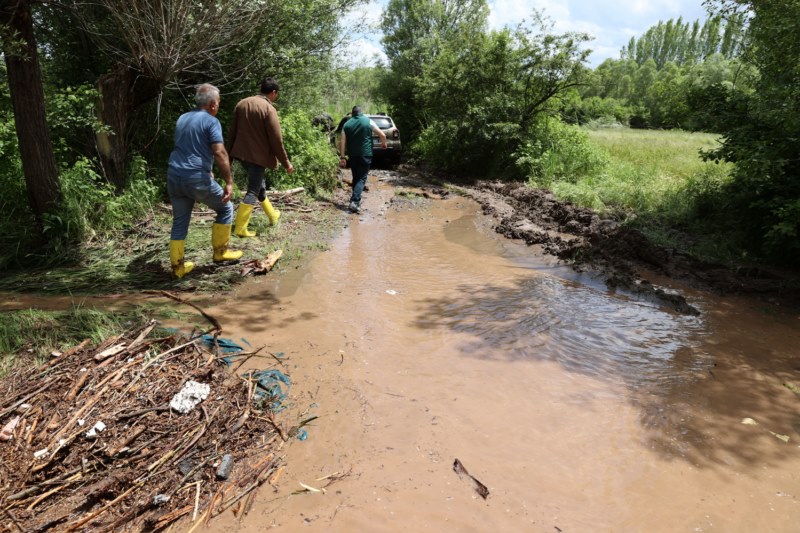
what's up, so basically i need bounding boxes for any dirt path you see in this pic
[191,170,800,532]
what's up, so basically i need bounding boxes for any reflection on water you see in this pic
[415,271,711,389]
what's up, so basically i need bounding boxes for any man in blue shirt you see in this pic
[338,106,386,213]
[167,83,242,278]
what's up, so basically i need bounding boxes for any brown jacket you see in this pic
[227,95,290,170]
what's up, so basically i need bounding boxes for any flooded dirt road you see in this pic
[202,174,799,532]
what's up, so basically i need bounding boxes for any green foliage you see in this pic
[0,155,160,269]
[44,157,159,243]
[0,306,154,375]
[47,85,110,163]
[319,66,387,118]
[263,110,339,194]
[621,15,747,68]
[693,0,800,263]
[546,128,741,262]
[572,14,757,130]
[517,118,608,187]
[380,0,490,140]
[382,3,591,177]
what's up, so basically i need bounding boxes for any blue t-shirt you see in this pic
[168,109,223,177]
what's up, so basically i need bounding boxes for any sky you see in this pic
[340,0,711,67]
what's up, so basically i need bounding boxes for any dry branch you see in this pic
[0,321,285,531]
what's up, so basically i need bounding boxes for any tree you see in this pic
[698,0,800,261]
[380,0,489,139]
[385,7,591,175]
[0,0,60,223]
[49,0,361,189]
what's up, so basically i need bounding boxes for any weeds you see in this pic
[0,305,173,377]
[545,127,740,264]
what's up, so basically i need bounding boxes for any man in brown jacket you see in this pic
[228,77,294,237]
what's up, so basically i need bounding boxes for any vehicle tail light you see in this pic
[392,129,400,139]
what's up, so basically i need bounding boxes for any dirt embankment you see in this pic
[448,180,799,315]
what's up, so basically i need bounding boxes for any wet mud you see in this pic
[452,180,800,315]
[5,168,799,532]
[197,169,800,532]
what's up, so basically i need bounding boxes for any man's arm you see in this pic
[264,106,294,174]
[211,143,234,203]
[338,131,347,158]
[226,108,238,165]
[372,123,388,149]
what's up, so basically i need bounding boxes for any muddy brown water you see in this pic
[8,175,800,531]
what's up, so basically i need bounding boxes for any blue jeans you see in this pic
[168,173,233,240]
[242,162,269,205]
[349,155,372,205]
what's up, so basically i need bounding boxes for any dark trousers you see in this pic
[242,161,268,205]
[349,155,372,205]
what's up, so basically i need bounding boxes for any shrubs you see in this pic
[516,118,609,187]
[263,109,339,194]
[0,156,161,269]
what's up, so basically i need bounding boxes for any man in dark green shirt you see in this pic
[338,106,387,213]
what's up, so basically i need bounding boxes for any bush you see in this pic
[263,109,339,194]
[516,118,608,187]
[0,155,161,269]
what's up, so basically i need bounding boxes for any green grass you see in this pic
[0,305,174,377]
[547,127,742,263]
[0,188,343,295]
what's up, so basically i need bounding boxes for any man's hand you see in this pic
[285,162,294,174]
[222,182,233,203]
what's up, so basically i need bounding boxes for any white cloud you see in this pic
[487,0,708,65]
[336,0,708,69]
[489,0,570,29]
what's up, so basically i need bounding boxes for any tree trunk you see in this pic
[1,0,60,221]
[96,65,135,191]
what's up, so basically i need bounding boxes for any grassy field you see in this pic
[549,127,738,262]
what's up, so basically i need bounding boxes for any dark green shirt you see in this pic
[343,114,373,157]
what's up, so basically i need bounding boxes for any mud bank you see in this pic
[446,180,800,315]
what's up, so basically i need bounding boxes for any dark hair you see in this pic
[260,77,280,94]
[351,105,363,116]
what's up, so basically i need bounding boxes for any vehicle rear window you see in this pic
[371,117,393,129]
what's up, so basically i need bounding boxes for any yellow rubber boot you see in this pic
[260,197,281,225]
[234,203,257,237]
[212,223,243,262]
[169,240,194,279]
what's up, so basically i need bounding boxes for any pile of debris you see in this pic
[0,314,287,531]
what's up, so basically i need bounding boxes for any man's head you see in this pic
[351,105,363,116]
[261,77,280,101]
[196,83,220,116]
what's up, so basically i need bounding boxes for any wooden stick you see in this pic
[128,320,157,349]
[40,338,90,370]
[0,377,57,418]
[5,467,83,501]
[159,291,222,332]
[3,509,24,533]
[115,404,169,421]
[193,481,202,521]
[26,472,82,510]
[152,504,193,530]
[269,465,285,486]
[269,186,304,196]
[63,481,142,531]
[214,464,277,517]
[64,370,92,402]
[47,366,125,447]
[107,425,147,456]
